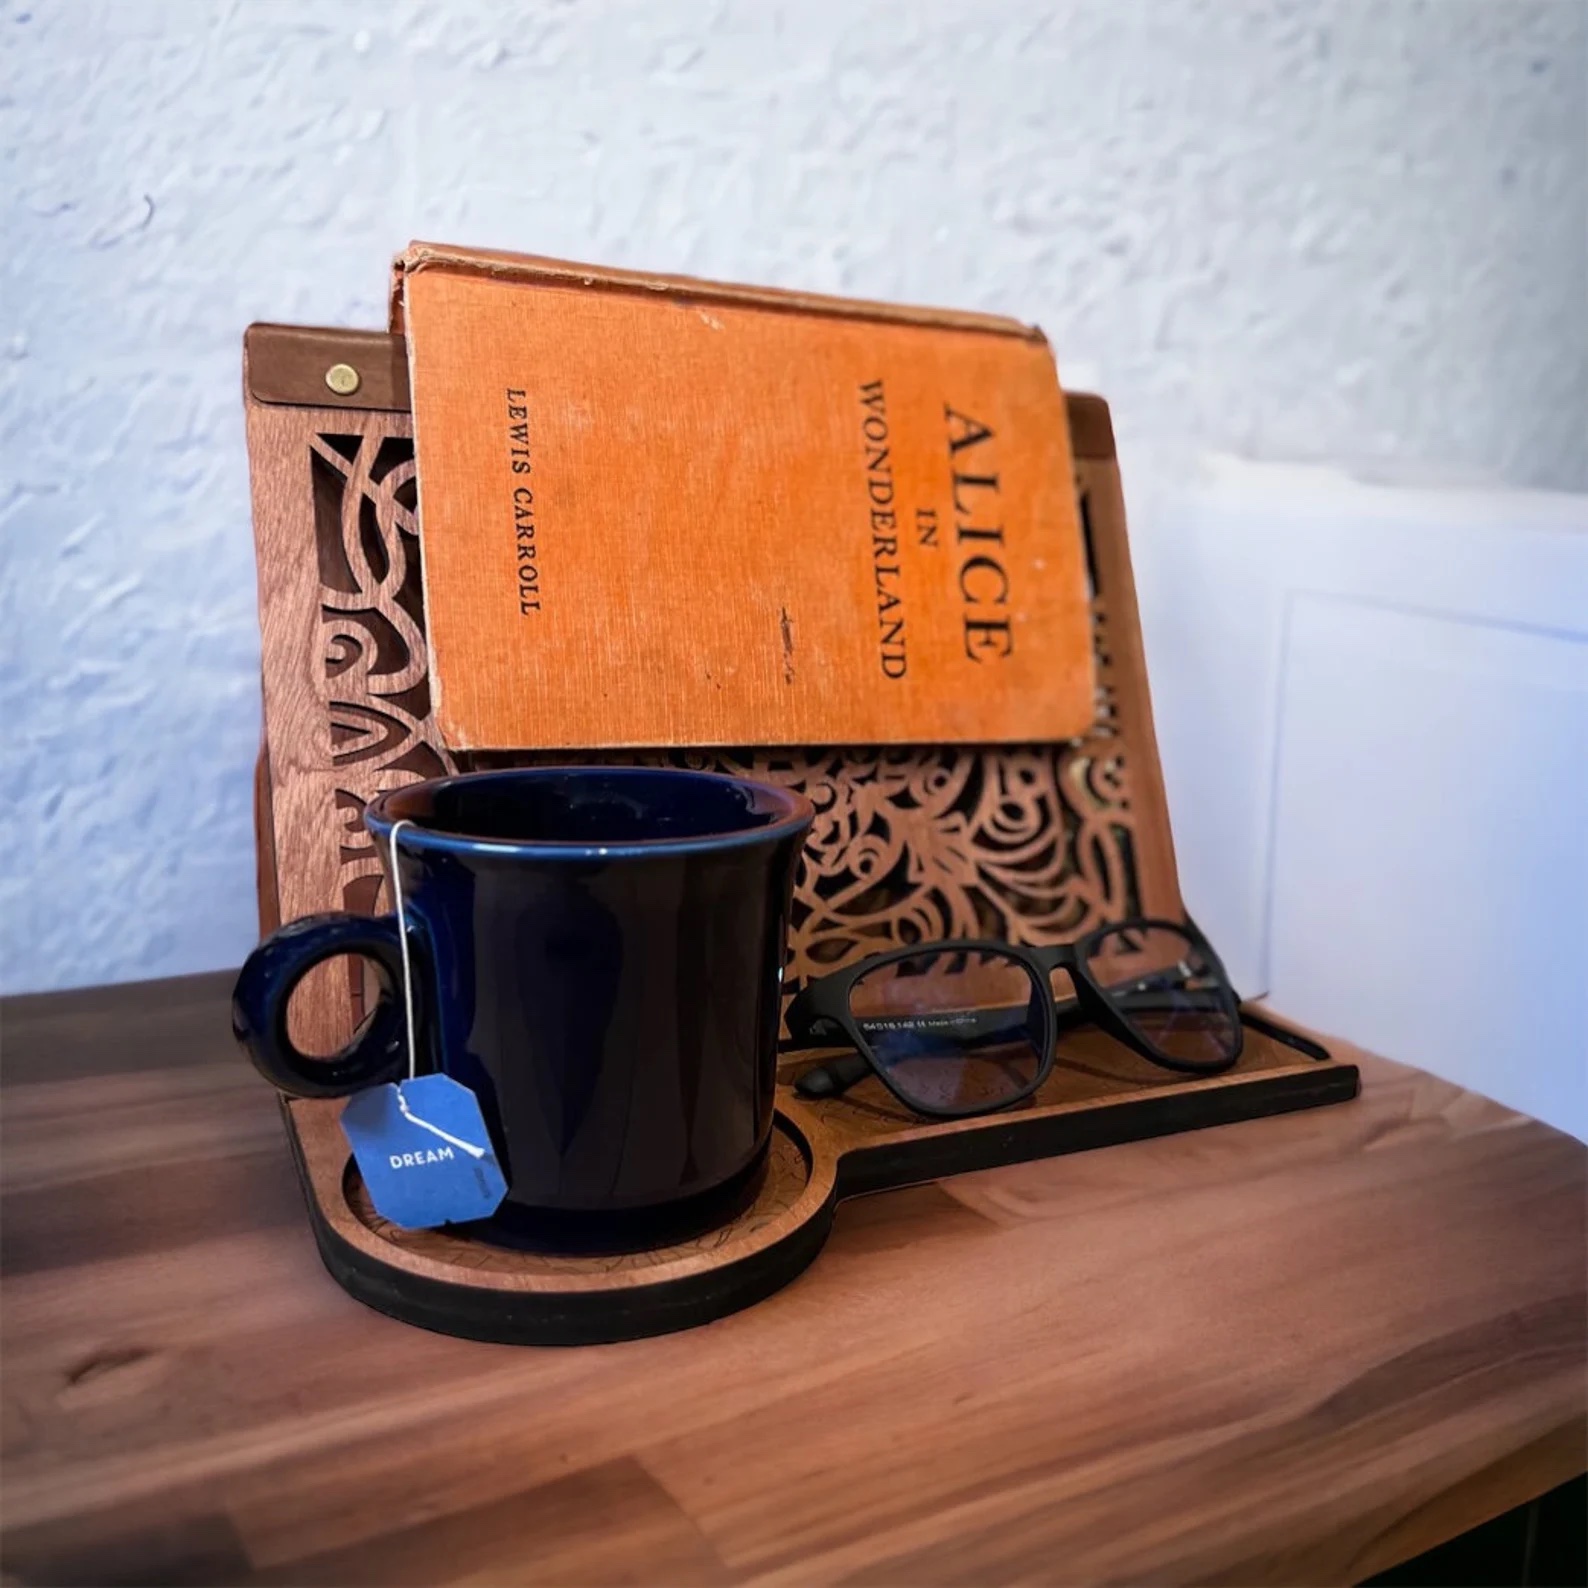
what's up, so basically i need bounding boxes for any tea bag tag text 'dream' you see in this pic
[339,819,507,1229]
[341,1075,507,1229]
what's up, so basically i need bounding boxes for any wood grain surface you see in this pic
[2,974,1583,1586]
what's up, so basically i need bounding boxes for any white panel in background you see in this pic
[1132,461,1588,1140]
[1269,597,1588,1136]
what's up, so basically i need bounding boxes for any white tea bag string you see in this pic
[396,1089,487,1158]
[385,818,489,1158]
[388,819,421,1083]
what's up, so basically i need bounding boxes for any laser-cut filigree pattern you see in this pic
[506,742,1141,977]
[307,425,1142,984]
[310,431,455,916]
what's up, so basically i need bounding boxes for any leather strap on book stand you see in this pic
[244,323,1358,1345]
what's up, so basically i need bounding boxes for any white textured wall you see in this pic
[2,0,1584,993]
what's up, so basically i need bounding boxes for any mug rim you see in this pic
[364,765,815,860]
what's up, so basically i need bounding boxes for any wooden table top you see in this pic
[2,973,1583,1587]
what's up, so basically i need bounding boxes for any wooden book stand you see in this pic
[243,322,1358,1344]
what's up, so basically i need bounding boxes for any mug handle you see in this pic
[232,913,413,1099]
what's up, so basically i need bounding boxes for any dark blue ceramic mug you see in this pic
[233,767,813,1247]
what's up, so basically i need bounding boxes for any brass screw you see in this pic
[324,362,361,396]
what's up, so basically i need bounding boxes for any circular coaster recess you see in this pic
[288,1106,838,1345]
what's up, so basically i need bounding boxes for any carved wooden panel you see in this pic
[245,331,1181,1054]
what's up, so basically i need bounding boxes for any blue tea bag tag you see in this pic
[341,1075,507,1229]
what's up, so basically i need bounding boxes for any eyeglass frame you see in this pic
[782,916,1329,1120]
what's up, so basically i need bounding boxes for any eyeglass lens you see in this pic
[847,948,1046,1112]
[1082,923,1239,1066]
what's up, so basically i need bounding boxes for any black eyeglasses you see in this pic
[783,917,1328,1119]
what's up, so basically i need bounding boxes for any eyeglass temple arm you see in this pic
[1074,979,1333,1061]
[1138,924,1335,1062]
[1233,1005,1332,1061]
[791,991,1330,1101]
[1061,985,1331,1061]
[782,986,865,1098]
[792,1051,871,1099]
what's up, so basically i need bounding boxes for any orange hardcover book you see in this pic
[394,244,1095,751]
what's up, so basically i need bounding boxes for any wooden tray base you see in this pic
[287,1026,1358,1345]
[246,323,1360,1347]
